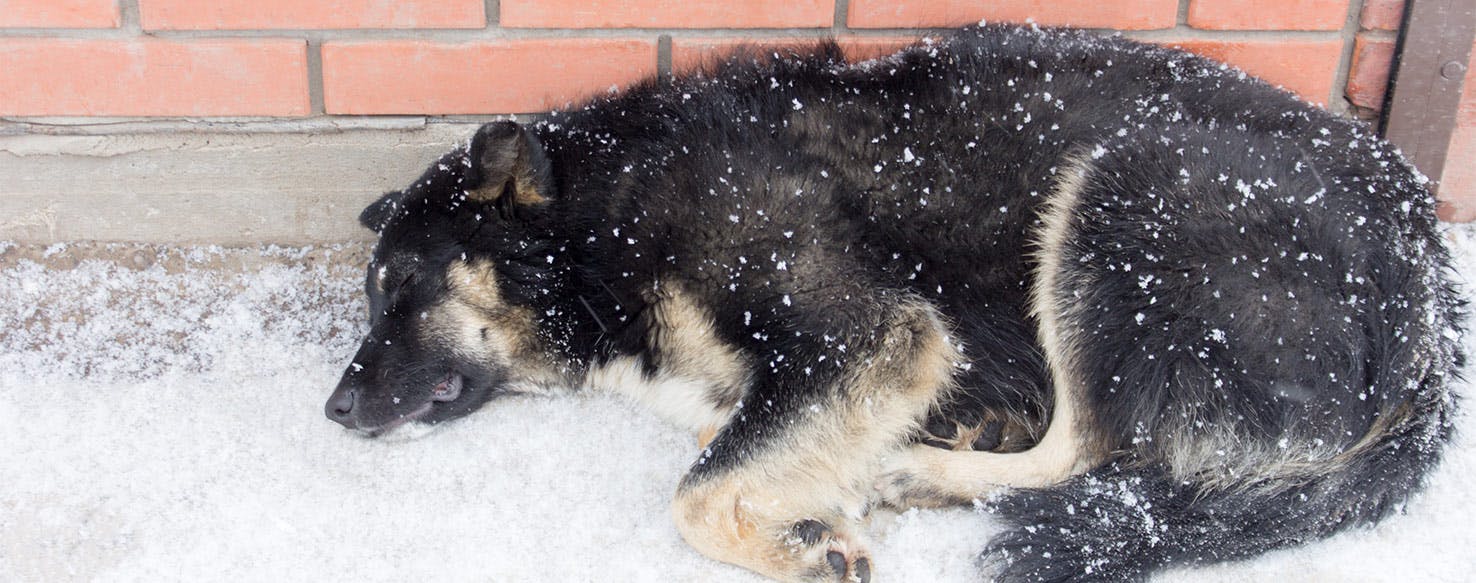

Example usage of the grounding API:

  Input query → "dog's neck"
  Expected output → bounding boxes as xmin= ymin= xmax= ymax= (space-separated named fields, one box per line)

xmin=575 ymin=279 xmax=638 ymax=338
xmin=514 ymin=229 xmax=650 ymax=381
xmin=520 ymin=120 xmax=666 ymax=379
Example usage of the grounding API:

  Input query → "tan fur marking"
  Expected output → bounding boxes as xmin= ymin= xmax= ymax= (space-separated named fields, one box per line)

xmin=672 ymin=302 xmax=957 ymax=581
xmin=514 ymin=181 xmax=548 ymax=205
xmin=446 ymin=261 xmax=502 ymax=308
xmin=698 ymin=425 xmax=719 ymax=449
xmin=674 ymin=479 xmax=804 ymax=581
xmin=644 ymin=285 xmax=752 ymax=407
xmin=435 ymin=260 xmax=566 ymax=393
xmin=584 ymin=284 xmax=751 ymax=432
xmin=470 ymin=176 xmax=547 ymax=206
xmin=467 ymin=139 xmax=548 ymax=207
xmin=1020 ymin=153 xmax=1104 ymax=477
xmin=1166 ymin=402 xmax=1414 ymax=492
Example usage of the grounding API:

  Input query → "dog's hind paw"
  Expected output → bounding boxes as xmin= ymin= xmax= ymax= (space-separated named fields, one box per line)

xmin=874 ymin=445 xmax=994 ymax=510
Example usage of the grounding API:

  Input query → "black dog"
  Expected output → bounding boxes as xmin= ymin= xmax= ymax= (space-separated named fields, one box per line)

xmin=326 ymin=24 xmax=1462 ymax=582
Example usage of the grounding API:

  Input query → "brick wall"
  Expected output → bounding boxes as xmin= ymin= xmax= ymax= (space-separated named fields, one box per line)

xmin=0 ymin=0 xmax=1472 ymax=239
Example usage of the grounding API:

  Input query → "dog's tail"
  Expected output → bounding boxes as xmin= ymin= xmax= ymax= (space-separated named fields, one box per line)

xmin=981 ymin=373 xmax=1456 ymax=583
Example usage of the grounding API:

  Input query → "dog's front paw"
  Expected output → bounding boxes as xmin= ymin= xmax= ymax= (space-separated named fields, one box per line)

xmin=673 ymin=478 xmax=875 ymax=583
xmin=789 ymin=519 xmax=872 ymax=583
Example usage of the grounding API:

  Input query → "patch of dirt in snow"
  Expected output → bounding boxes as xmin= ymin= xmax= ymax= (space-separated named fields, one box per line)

xmin=3 ymin=232 xmax=1475 ymax=582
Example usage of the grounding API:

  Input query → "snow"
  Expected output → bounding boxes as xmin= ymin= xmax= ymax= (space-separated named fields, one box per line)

xmin=4 ymin=233 xmax=1476 ymax=583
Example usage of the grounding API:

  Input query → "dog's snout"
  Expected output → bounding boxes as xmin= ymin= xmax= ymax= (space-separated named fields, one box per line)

xmin=325 ymin=386 xmax=359 ymax=428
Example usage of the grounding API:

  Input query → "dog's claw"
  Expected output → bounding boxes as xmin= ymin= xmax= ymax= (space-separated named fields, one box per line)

xmin=853 ymin=557 xmax=871 ymax=583
xmin=970 ymin=419 xmax=1005 ymax=451
xmin=794 ymin=519 xmax=829 ymax=546
xmin=823 ymin=543 xmax=872 ymax=582
xmin=826 ymin=551 xmax=847 ymax=577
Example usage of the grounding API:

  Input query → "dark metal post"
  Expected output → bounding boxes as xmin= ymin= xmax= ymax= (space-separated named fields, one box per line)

xmin=1380 ymin=0 xmax=1476 ymax=187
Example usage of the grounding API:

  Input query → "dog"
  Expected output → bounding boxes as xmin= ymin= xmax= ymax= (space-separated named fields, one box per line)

xmin=324 ymin=24 xmax=1463 ymax=583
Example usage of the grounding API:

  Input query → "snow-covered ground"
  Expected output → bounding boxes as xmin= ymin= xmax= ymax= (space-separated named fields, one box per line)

xmin=3 ymin=230 xmax=1475 ymax=583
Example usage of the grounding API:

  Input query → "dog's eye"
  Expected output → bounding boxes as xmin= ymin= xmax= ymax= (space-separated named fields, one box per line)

xmin=393 ymin=272 xmax=416 ymax=293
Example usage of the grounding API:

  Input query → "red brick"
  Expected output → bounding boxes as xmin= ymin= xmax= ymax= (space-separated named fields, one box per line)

xmin=671 ymin=37 xmax=917 ymax=74
xmin=841 ymin=37 xmax=927 ymax=62
xmin=1187 ymin=0 xmax=1348 ymax=31
xmin=138 ymin=0 xmax=484 ymax=30
xmin=0 ymin=39 xmax=308 ymax=116
xmin=501 ymin=0 xmax=833 ymax=28
xmin=322 ymin=39 xmax=656 ymax=115
xmin=848 ymin=0 xmax=1177 ymax=30
xmin=0 ymin=0 xmax=119 ymax=28
xmin=1360 ymin=0 xmax=1405 ymax=30
xmin=1346 ymin=35 xmax=1395 ymax=110
xmin=672 ymin=38 xmax=815 ymax=74
xmin=1169 ymin=39 xmax=1344 ymax=103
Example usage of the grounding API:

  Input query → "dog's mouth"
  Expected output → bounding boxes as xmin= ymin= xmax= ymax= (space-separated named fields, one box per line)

xmin=356 ymin=402 xmax=432 ymax=437
xmin=356 ymin=372 xmax=464 ymax=437
xmin=430 ymin=372 xmax=463 ymax=402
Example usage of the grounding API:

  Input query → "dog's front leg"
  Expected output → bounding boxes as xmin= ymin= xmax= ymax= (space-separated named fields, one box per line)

xmin=670 ymin=301 xmax=957 ymax=582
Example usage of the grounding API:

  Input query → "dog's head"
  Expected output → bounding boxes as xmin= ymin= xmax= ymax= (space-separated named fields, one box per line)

xmin=326 ymin=121 xmax=564 ymax=437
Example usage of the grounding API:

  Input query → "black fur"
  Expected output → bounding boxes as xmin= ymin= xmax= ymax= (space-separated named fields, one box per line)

xmin=331 ymin=24 xmax=1462 ymax=582
xmin=972 ymin=120 xmax=1461 ymax=581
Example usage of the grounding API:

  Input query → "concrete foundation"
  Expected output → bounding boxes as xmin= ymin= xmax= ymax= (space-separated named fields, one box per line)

xmin=0 ymin=118 xmax=483 ymax=244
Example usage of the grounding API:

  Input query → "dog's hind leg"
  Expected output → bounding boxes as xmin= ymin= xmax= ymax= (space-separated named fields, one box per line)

xmin=874 ymin=155 xmax=1106 ymax=509
xmin=873 ymin=337 xmax=1099 ymax=509
xmin=671 ymin=299 xmax=957 ymax=583
xmin=873 ymin=402 xmax=1095 ymax=508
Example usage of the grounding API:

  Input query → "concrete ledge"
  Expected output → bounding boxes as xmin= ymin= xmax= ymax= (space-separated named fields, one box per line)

xmin=0 ymin=240 xmax=369 ymax=272
xmin=0 ymin=120 xmax=482 ymax=244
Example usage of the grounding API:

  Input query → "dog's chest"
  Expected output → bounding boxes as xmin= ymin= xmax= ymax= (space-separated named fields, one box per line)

xmin=582 ymin=286 xmax=751 ymax=433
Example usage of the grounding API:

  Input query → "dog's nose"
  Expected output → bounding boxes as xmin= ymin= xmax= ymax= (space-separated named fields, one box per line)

xmin=325 ymin=387 xmax=359 ymax=428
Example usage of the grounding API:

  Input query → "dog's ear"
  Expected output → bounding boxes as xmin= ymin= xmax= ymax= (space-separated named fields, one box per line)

xmin=466 ymin=121 xmax=553 ymax=209
xmin=359 ymin=190 xmax=405 ymax=233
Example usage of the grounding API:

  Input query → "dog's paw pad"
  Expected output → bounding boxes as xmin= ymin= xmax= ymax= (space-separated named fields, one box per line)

xmin=822 ymin=546 xmax=871 ymax=582
xmin=851 ymin=556 xmax=872 ymax=582
xmin=788 ymin=520 xmax=872 ymax=582
xmin=825 ymin=551 xmax=847 ymax=575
